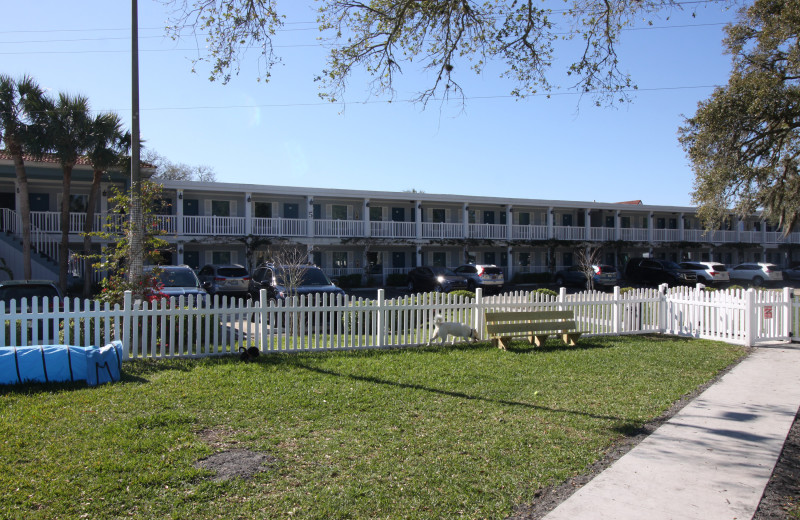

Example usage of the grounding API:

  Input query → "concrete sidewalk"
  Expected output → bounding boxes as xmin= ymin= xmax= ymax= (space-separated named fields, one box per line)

xmin=542 ymin=344 xmax=800 ymax=520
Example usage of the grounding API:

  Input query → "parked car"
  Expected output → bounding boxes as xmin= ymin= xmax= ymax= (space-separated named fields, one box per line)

xmin=452 ymin=264 xmax=504 ymax=293
xmin=782 ymin=264 xmax=800 ymax=282
xmin=145 ymin=265 xmax=209 ymax=304
xmin=0 ymin=280 xmax=64 ymax=340
xmin=554 ymin=265 xmax=618 ymax=289
xmin=197 ymin=264 xmax=250 ymax=298
xmin=624 ymin=258 xmax=698 ymax=287
xmin=406 ymin=266 xmax=468 ymax=293
xmin=678 ymin=262 xmax=730 ymax=285
xmin=248 ymin=264 xmax=345 ymax=302
xmin=728 ymin=263 xmax=783 ymax=287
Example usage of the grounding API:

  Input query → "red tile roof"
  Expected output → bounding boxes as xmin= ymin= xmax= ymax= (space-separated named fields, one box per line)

xmin=616 ymin=200 xmax=643 ymax=205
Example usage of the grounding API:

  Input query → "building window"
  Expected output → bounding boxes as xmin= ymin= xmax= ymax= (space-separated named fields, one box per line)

xmin=432 ymin=252 xmax=447 ymax=267
xmin=518 ymin=252 xmax=530 ymax=266
xmin=332 ymin=205 xmax=347 ymax=220
xmin=518 ymin=212 xmax=530 ymax=226
xmin=212 ymin=251 xmax=232 ymax=264
xmin=432 ymin=209 xmax=446 ymax=223
xmin=370 ymin=206 xmax=382 ymax=221
xmin=69 ymin=194 xmax=88 ymax=213
xmin=668 ymin=218 xmax=678 ymax=230
xmin=468 ymin=210 xmax=476 ymax=224
xmin=332 ymin=252 xmax=347 ymax=268
xmin=254 ymin=202 xmax=272 ymax=218
xmin=621 ymin=216 xmax=631 ymax=228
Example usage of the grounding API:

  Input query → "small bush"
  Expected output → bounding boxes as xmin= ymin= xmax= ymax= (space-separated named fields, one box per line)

xmin=534 ymin=288 xmax=558 ymax=298
xmin=449 ymin=290 xmax=475 ymax=300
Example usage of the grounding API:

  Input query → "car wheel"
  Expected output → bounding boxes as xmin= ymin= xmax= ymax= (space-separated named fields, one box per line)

xmin=434 ymin=285 xmax=444 ymax=293
xmin=467 ymin=281 xmax=476 ymax=291
xmin=407 ymin=280 xmax=415 ymax=292
xmin=751 ymin=276 xmax=764 ymax=287
xmin=555 ymin=276 xmax=565 ymax=287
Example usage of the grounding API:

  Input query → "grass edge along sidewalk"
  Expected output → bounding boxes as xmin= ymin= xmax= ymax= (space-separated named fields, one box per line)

xmin=0 ymin=335 xmax=747 ymax=519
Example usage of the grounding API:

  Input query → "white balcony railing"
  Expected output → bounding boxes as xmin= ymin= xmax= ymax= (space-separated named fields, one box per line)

xmin=652 ymin=229 xmax=682 ymax=242
xmin=469 ymin=223 xmax=507 ymax=240
xmin=183 ymin=216 xmax=245 ymax=236
xmin=619 ymin=228 xmax=649 ymax=242
xmin=589 ymin=227 xmax=615 ymax=241
xmin=370 ymin=221 xmax=415 ymax=239
xmin=422 ymin=222 xmax=463 ymax=239
xmin=553 ymin=226 xmax=585 ymax=240
xmin=512 ymin=225 xmax=548 ymax=240
xmin=314 ymin=219 xmax=364 ymax=237
xmin=251 ymin=217 xmax=306 ymax=236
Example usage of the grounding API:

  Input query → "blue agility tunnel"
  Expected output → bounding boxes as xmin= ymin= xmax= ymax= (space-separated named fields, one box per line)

xmin=0 ymin=341 xmax=123 ymax=386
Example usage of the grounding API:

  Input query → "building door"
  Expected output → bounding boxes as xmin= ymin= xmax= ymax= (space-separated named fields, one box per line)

xmin=183 ymin=251 xmax=200 ymax=270
xmin=392 ymin=207 xmax=405 ymax=222
xmin=284 ymin=203 xmax=299 ymax=219
xmin=183 ymin=199 xmax=199 ymax=216
xmin=392 ymin=252 xmax=405 ymax=269
xmin=483 ymin=211 xmax=495 ymax=224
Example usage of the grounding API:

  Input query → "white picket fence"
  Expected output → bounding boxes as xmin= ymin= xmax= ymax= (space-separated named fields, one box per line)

xmin=1 ymin=286 xmax=796 ymax=359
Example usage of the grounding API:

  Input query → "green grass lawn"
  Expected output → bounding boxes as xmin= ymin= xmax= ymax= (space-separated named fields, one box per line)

xmin=0 ymin=335 xmax=746 ymax=519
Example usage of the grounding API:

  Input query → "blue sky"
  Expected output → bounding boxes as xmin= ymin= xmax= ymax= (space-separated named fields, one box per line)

xmin=3 ymin=1 xmax=744 ymax=206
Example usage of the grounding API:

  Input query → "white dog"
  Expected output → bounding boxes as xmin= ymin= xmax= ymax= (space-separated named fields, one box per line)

xmin=427 ymin=316 xmax=479 ymax=345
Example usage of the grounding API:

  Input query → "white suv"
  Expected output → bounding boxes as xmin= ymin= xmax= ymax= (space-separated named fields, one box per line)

xmin=728 ymin=263 xmax=783 ymax=287
xmin=678 ymin=262 xmax=730 ymax=285
xmin=453 ymin=264 xmax=504 ymax=293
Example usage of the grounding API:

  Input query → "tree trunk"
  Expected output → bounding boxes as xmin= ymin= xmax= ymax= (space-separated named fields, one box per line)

xmin=59 ymin=165 xmax=73 ymax=294
xmin=82 ymin=168 xmax=102 ymax=297
xmin=10 ymin=145 xmax=32 ymax=279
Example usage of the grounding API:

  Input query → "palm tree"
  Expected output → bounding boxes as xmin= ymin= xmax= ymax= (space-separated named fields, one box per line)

xmin=32 ymin=92 xmax=92 ymax=293
xmin=82 ymin=112 xmax=129 ymax=297
xmin=0 ymin=75 xmax=46 ymax=279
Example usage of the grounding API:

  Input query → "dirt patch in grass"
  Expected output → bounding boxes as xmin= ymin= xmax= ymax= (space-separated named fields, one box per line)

xmin=195 ymin=428 xmax=279 ymax=482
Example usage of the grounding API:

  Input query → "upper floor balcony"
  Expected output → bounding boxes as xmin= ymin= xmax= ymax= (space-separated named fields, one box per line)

xmin=21 ymin=211 xmax=800 ymax=246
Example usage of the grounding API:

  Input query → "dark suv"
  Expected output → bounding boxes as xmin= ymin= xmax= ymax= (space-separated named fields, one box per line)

xmin=624 ymin=258 xmax=698 ymax=287
xmin=0 ymin=280 xmax=62 ymax=310
xmin=248 ymin=264 xmax=345 ymax=302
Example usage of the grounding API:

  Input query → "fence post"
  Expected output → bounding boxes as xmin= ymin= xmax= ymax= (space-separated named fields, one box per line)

xmin=558 ymin=287 xmax=566 ymax=311
xmin=259 ymin=288 xmax=268 ymax=352
xmin=121 ymin=291 xmax=132 ymax=360
xmin=658 ymin=283 xmax=668 ymax=334
xmin=474 ymin=287 xmax=483 ymax=339
xmin=612 ymin=286 xmax=621 ymax=334
xmin=376 ymin=289 xmax=385 ymax=347
xmin=744 ymin=289 xmax=756 ymax=347
xmin=783 ymin=286 xmax=792 ymax=341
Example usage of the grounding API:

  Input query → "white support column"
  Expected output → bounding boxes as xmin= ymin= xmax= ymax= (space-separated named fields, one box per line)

xmin=506 ymin=205 xmax=513 ymax=241
xmin=244 ymin=192 xmax=252 ymax=236
xmin=307 ymin=243 xmax=314 ymax=264
xmin=176 ymin=190 xmax=184 ymax=236
xmin=648 ymin=212 xmax=654 ymax=243
xmin=547 ymin=207 xmax=554 ymax=239
xmin=678 ymin=212 xmax=684 ymax=241
xmin=307 ymin=196 xmax=314 ymax=238
xmin=506 ymin=245 xmax=513 ymax=281
xmin=615 ymin=210 xmax=621 ymax=241
xmin=415 ymin=201 xmax=422 ymax=240
xmin=363 ymin=199 xmax=371 ymax=238
xmin=463 ymin=203 xmax=470 ymax=239
xmin=584 ymin=209 xmax=591 ymax=241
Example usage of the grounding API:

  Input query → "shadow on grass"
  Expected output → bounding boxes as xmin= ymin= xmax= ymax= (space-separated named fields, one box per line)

xmin=292 ymin=361 xmax=627 ymax=423
xmin=502 ymin=339 xmax=612 ymax=354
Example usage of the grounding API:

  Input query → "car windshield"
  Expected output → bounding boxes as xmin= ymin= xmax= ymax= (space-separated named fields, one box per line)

xmin=218 ymin=267 xmax=248 ymax=277
xmin=0 ymin=285 xmax=60 ymax=303
xmin=276 ymin=268 xmax=332 ymax=287
xmin=431 ymin=267 xmax=457 ymax=276
xmin=157 ymin=270 xmax=200 ymax=287
xmin=662 ymin=261 xmax=682 ymax=270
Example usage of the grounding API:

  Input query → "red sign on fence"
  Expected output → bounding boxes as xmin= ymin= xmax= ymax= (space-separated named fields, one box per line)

xmin=764 ymin=306 xmax=773 ymax=319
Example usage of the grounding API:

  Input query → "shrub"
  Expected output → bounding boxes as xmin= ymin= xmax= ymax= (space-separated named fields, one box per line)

xmin=449 ymin=290 xmax=475 ymax=300
xmin=534 ymin=288 xmax=558 ymax=298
